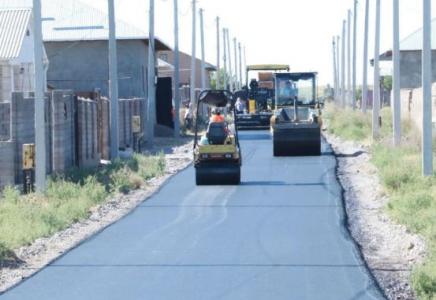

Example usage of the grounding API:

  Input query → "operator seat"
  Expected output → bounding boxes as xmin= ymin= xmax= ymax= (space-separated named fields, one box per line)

xmin=207 ymin=122 xmax=228 ymax=145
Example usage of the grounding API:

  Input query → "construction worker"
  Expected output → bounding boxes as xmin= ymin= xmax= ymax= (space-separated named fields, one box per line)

xmin=210 ymin=108 xmax=226 ymax=123
xmin=210 ymin=108 xmax=230 ymax=134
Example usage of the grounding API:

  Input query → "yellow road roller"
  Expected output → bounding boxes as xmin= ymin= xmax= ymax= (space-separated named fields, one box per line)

xmin=270 ymin=72 xmax=322 ymax=156
xmin=193 ymin=90 xmax=242 ymax=185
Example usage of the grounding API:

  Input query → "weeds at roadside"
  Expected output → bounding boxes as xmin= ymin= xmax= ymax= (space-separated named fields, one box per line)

xmin=327 ymin=102 xmax=436 ymax=299
xmin=0 ymin=152 xmax=166 ymax=266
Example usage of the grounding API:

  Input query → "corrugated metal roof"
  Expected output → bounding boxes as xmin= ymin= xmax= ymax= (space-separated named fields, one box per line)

xmin=0 ymin=0 xmax=171 ymax=50
xmin=157 ymin=58 xmax=174 ymax=70
xmin=0 ymin=8 xmax=31 ymax=59
xmin=400 ymin=17 xmax=436 ymax=51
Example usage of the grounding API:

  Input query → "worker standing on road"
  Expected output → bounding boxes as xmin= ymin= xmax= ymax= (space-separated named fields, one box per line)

xmin=235 ymin=97 xmax=246 ymax=114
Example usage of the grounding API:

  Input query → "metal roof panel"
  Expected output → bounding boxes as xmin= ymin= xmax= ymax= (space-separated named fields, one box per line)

xmin=0 ymin=8 xmax=31 ymax=59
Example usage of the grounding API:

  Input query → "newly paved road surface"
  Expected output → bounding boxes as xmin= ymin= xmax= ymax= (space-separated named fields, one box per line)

xmin=0 ymin=131 xmax=383 ymax=300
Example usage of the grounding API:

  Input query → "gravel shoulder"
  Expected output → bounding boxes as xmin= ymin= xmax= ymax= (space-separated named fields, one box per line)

xmin=324 ymin=132 xmax=428 ymax=300
xmin=0 ymin=137 xmax=194 ymax=294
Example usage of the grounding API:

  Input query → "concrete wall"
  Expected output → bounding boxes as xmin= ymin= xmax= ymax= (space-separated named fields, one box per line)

xmin=0 ymin=141 xmax=14 ymax=189
xmin=45 ymin=40 xmax=149 ymax=98
xmin=400 ymin=50 xmax=436 ymax=89
xmin=76 ymin=98 xmax=100 ymax=168
xmin=51 ymin=90 xmax=75 ymax=173
xmin=0 ymin=102 xmax=10 ymax=140
xmin=400 ymin=83 xmax=436 ymax=131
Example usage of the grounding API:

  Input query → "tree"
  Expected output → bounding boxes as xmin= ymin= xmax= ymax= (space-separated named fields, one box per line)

xmin=210 ymin=69 xmax=232 ymax=90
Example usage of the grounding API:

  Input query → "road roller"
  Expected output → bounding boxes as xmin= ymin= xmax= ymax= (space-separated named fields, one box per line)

xmin=193 ymin=90 xmax=242 ymax=185
xmin=270 ymin=72 xmax=322 ymax=156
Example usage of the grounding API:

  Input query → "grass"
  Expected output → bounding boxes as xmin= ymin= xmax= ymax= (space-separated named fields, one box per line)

xmin=326 ymin=102 xmax=436 ymax=299
xmin=0 ymin=152 xmax=166 ymax=265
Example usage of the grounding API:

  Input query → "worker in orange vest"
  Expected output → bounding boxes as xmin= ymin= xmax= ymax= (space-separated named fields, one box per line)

xmin=210 ymin=108 xmax=230 ymax=134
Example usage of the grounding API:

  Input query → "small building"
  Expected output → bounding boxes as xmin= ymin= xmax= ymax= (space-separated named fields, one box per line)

xmin=0 ymin=8 xmax=49 ymax=102
xmin=373 ymin=17 xmax=436 ymax=89
xmin=158 ymin=50 xmax=216 ymax=89
xmin=0 ymin=0 xmax=172 ymax=98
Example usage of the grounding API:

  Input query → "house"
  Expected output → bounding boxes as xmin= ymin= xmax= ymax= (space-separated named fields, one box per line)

xmin=158 ymin=50 xmax=217 ymax=89
xmin=0 ymin=8 xmax=49 ymax=102
xmin=372 ymin=17 xmax=436 ymax=89
xmin=0 ymin=0 xmax=172 ymax=98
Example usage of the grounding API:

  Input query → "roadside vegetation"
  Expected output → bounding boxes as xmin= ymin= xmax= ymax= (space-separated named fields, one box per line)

xmin=0 ymin=153 xmax=165 ymax=267
xmin=326 ymin=103 xmax=436 ymax=299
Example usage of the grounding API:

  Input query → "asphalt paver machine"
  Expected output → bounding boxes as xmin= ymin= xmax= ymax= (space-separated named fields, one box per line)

xmin=193 ymin=90 xmax=242 ymax=185
xmin=270 ymin=72 xmax=322 ymax=156
xmin=234 ymin=64 xmax=290 ymax=129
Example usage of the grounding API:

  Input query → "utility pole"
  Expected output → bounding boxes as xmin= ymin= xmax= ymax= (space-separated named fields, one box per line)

xmin=173 ymin=0 xmax=180 ymax=137
xmin=347 ymin=9 xmax=351 ymax=107
xmin=147 ymin=0 xmax=156 ymax=148
xmin=341 ymin=20 xmax=346 ymax=109
xmin=223 ymin=28 xmax=227 ymax=90
xmin=238 ymin=42 xmax=243 ymax=90
xmin=422 ymin=0 xmax=433 ymax=176
xmin=373 ymin=0 xmax=381 ymax=139
xmin=233 ymin=38 xmax=238 ymax=90
xmin=108 ymin=0 xmax=119 ymax=159
xmin=216 ymin=17 xmax=220 ymax=89
xmin=336 ymin=36 xmax=340 ymax=104
xmin=33 ymin=0 xmax=46 ymax=190
xmin=199 ymin=8 xmax=206 ymax=90
xmin=226 ymin=29 xmax=233 ymax=92
xmin=243 ymin=46 xmax=247 ymax=86
xmin=332 ymin=37 xmax=338 ymax=104
xmin=352 ymin=0 xmax=358 ymax=110
xmin=362 ymin=0 xmax=370 ymax=114
xmin=108 ymin=0 xmax=119 ymax=158
xmin=190 ymin=0 xmax=197 ymax=113
xmin=393 ymin=0 xmax=401 ymax=146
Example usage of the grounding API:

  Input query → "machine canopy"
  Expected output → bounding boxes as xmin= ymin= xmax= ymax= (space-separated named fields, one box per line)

xmin=198 ymin=90 xmax=234 ymax=108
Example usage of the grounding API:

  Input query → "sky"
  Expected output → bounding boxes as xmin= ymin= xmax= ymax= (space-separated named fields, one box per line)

xmin=79 ymin=0 xmax=436 ymax=86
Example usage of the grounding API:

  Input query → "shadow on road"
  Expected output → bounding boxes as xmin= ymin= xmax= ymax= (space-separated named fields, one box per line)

xmin=241 ymin=181 xmax=325 ymax=186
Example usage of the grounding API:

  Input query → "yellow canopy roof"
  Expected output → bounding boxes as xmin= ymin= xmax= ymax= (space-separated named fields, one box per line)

xmin=246 ymin=64 xmax=290 ymax=71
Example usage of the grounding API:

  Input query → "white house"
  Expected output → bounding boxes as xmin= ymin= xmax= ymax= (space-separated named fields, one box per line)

xmin=0 ymin=8 xmax=49 ymax=102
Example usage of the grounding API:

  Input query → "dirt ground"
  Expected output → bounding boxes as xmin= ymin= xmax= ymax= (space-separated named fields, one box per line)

xmin=325 ymin=133 xmax=428 ymax=300
xmin=0 ymin=133 xmax=428 ymax=299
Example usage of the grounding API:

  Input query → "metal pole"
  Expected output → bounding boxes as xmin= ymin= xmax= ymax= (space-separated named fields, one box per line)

xmin=393 ymin=0 xmax=401 ymax=146
xmin=33 ymin=0 xmax=46 ymax=191
xmin=233 ymin=38 xmax=238 ymax=90
xmin=352 ymin=0 xmax=358 ymax=110
xmin=199 ymin=8 xmax=206 ymax=90
xmin=108 ymin=0 xmax=119 ymax=158
xmin=243 ymin=46 xmax=247 ymax=85
xmin=216 ymin=17 xmax=220 ymax=89
xmin=190 ymin=0 xmax=197 ymax=112
xmin=337 ymin=35 xmax=341 ymax=104
xmin=362 ymin=0 xmax=370 ymax=113
xmin=238 ymin=42 xmax=243 ymax=90
xmin=341 ymin=20 xmax=346 ymax=109
xmin=422 ymin=0 xmax=433 ymax=176
xmin=226 ymin=29 xmax=233 ymax=92
xmin=332 ymin=37 xmax=338 ymax=103
xmin=373 ymin=0 xmax=381 ymax=139
xmin=347 ymin=9 xmax=351 ymax=107
xmin=147 ymin=0 xmax=156 ymax=148
xmin=223 ymin=28 xmax=227 ymax=90
xmin=173 ymin=0 xmax=180 ymax=137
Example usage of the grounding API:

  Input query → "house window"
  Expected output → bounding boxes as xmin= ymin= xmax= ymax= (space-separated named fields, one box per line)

xmin=158 ymin=54 xmax=168 ymax=62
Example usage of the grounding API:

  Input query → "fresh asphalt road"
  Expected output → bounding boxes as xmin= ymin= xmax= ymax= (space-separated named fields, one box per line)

xmin=0 ymin=130 xmax=384 ymax=300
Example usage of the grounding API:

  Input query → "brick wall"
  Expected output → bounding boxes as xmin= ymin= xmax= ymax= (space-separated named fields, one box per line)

xmin=400 ymin=83 xmax=436 ymax=131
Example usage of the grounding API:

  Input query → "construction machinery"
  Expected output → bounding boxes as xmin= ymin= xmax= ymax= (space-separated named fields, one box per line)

xmin=234 ymin=64 xmax=290 ymax=129
xmin=270 ymin=72 xmax=322 ymax=156
xmin=193 ymin=90 xmax=242 ymax=185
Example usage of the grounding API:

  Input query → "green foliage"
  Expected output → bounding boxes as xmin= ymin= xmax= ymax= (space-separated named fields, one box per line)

xmin=0 ymin=152 xmax=167 ymax=264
